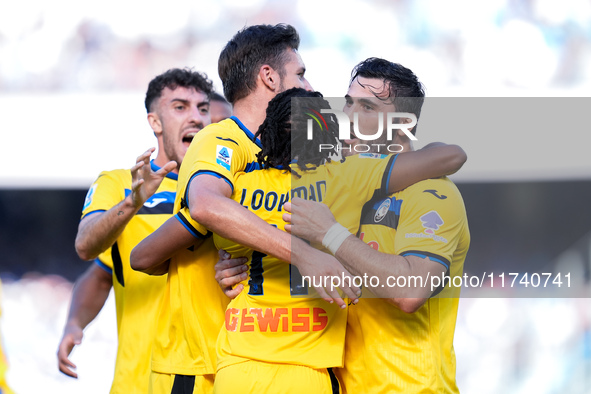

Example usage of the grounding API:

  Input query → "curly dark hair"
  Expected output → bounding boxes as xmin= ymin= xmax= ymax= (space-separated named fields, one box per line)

xmin=351 ymin=57 xmax=425 ymax=135
xmin=254 ymin=88 xmax=339 ymax=173
xmin=144 ymin=68 xmax=213 ymax=113
xmin=218 ymin=24 xmax=300 ymax=104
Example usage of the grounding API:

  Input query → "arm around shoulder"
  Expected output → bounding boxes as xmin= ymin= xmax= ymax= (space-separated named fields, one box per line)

xmin=387 ymin=143 xmax=467 ymax=193
xmin=188 ymin=174 xmax=292 ymax=262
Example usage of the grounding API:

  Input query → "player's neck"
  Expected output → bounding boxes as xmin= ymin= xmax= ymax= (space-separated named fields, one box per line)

xmin=231 ymin=93 xmax=271 ymax=134
xmin=400 ymin=142 xmax=413 ymax=152
xmin=393 ymin=134 xmax=413 ymax=153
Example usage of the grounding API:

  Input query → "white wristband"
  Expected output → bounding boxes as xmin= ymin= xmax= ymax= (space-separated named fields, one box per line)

xmin=321 ymin=223 xmax=352 ymax=255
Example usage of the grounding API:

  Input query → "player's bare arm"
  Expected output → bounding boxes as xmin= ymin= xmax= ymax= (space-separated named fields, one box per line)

xmin=192 ymin=176 xmax=361 ymax=306
xmin=75 ymin=148 xmax=177 ymax=260
xmin=387 ymin=143 xmax=466 ymax=193
xmin=334 ymin=237 xmax=445 ymax=312
xmin=283 ymin=199 xmax=335 ymax=244
xmin=284 ymin=198 xmax=445 ymax=312
xmin=213 ymin=245 xmax=363 ymax=307
xmin=131 ymin=215 xmax=203 ymax=275
xmin=294 ymin=238 xmax=362 ymax=307
xmin=57 ymin=264 xmax=112 ymax=378
xmin=188 ymin=174 xmax=292 ymax=262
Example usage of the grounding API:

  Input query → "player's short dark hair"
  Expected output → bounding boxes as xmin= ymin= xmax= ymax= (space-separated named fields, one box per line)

xmin=255 ymin=87 xmax=338 ymax=173
xmin=144 ymin=68 xmax=214 ymax=113
xmin=210 ymin=92 xmax=230 ymax=104
xmin=218 ymin=24 xmax=300 ymax=104
xmin=351 ymin=57 xmax=425 ymax=135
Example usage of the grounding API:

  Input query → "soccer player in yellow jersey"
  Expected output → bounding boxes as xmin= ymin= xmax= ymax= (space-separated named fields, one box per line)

xmin=133 ymin=87 xmax=466 ymax=393
xmin=218 ymin=58 xmax=468 ymax=392
xmin=285 ymin=58 xmax=469 ymax=393
xmin=180 ymin=24 xmax=360 ymax=306
xmin=130 ymin=24 xmax=352 ymax=394
xmin=57 ymin=68 xmax=214 ymax=394
xmin=215 ymin=91 xmax=464 ymax=394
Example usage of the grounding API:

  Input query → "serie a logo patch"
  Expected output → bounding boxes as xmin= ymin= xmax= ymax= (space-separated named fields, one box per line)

xmin=83 ymin=183 xmax=98 ymax=210
xmin=216 ymin=145 xmax=233 ymax=171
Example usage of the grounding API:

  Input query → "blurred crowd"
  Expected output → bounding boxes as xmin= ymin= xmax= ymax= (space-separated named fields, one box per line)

xmin=1 ymin=0 xmax=590 ymax=93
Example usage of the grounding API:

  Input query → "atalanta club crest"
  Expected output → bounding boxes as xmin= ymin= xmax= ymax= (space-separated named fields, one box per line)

xmin=374 ymin=198 xmax=391 ymax=223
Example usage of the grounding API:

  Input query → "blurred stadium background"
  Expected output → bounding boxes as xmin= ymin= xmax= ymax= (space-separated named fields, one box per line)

xmin=0 ymin=0 xmax=590 ymax=392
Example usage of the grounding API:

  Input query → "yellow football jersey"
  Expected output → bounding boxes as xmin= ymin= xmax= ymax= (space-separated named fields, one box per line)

xmin=215 ymin=359 xmax=334 ymax=394
xmin=335 ymin=177 xmax=470 ymax=394
xmin=150 ymin=236 xmax=227 ymax=376
xmin=81 ymin=162 xmax=175 ymax=394
xmin=214 ymin=168 xmax=348 ymax=370
xmin=213 ymin=153 xmax=397 ymax=371
xmin=177 ymin=116 xmax=263 ymax=198
xmin=152 ymin=118 xmax=398 ymax=376
xmin=292 ymin=153 xmax=396 ymax=236
xmin=151 ymin=116 xmax=258 ymax=376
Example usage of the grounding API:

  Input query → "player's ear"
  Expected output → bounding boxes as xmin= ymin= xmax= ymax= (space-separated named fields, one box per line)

xmin=148 ymin=112 xmax=163 ymax=136
xmin=259 ymin=64 xmax=280 ymax=92
xmin=395 ymin=116 xmax=416 ymax=137
xmin=395 ymin=128 xmax=414 ymax=139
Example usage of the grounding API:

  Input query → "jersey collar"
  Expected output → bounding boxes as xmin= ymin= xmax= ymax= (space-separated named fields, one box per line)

xmin=150 ymin=160 xmax=178 ymax=181
xmin=230 ymin=116 xmax=262 ymax=148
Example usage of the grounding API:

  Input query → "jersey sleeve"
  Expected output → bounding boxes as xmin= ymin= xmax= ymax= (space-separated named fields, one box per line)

xmin=94 ymin=247 xmax=114 ymax=274
xmin=347 ymin=153 xmax=396 ymax=203
xmin=394 ymin=180 xmax=468 ymax=270
xmin=81 ymin=170 xmax=126 ymax=219
xmin=175 ymin=207 xmax=212 ymax=240
xmin=181 ymin=124 xmax=252 ymax=193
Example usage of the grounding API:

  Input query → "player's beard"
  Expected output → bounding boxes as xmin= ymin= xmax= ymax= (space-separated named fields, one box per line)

xmin=277 ymin=69 xmax=288 ymax=94
xmin=162 ymin=131 xmax=184 ymax=169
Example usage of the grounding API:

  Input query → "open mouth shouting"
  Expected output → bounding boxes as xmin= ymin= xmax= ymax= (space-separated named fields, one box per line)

xmin=182 ymin=130 xmax=199 ymax=148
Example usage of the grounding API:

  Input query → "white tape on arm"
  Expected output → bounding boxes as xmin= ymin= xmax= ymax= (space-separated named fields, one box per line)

xmin=321 ymin=223 xmax=352 ymax=255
